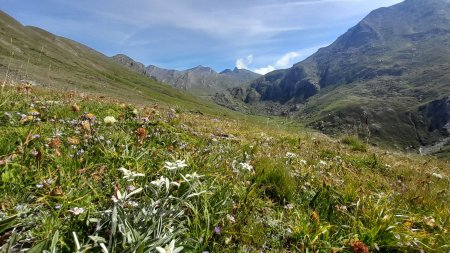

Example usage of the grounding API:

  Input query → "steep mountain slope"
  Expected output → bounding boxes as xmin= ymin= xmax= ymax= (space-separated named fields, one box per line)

xmin=240 ymin=0 xmax=450 ymax=150
xmin=110 ymin=54 xmax=147 ymax=75
xmin=0 ymin=11 xmax=222 ymax=113
xmin=111 ymin=55 xmax=260 ymax=96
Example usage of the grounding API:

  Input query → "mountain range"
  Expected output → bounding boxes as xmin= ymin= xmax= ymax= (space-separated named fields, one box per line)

xmin=231 ymin=0 xmax=450 ymax=152
xmin=111 ymin=54 xmax=260 ymax=96
xmin=1 ymin=0 xmax=450 ymax=153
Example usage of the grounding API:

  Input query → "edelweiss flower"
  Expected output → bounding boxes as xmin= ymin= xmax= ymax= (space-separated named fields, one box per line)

xmin=239 ymin=162 xmax=253 ymax=172
xmin=103 ymin=116 xmax=117 ymax=125
xmin=69 ymin=207 xmax=85 ymax=215
xmin=432 ymin=173 xmax=444 ymax=179
xmin=151 ymin=176 xmax=170 ymax=188
xmin=182 ymin=172 xmax=203 ymax=182
xmin=318 ymin=160 xmax=327 ymax=166
xmin=155 ymin=239 xmax=183 ymax=253
xmin=164 ymin=160 xmax=188 ymax=170
xmin=118 ymin=167 xmax=145 ymax=181
xmin=151 ymin=176 xmax=180 ymax=190
xmin=285 ymin=152 xmax=297 ymax=159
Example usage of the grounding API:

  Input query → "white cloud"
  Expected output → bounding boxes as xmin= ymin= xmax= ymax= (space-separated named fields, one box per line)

xmin=254 ymin=65 xmax=276 ymax=75
xmin=275 ymin=52 xmax=300 ymax=69
xmin=236 ymin=54 xmax=253 ymax=69
xmin=248 ymin=45 xmax=327 ymax=75
xmin=252 ymin=51 xmax=299 ymax=74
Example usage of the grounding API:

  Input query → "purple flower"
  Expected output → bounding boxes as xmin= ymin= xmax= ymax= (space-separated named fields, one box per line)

xmin=214 ymin=226 xmax=221 ymax=235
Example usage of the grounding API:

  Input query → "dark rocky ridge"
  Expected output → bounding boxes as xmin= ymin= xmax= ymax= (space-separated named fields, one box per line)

xmin=245 ymin=0 xmax=450 ymax=104
xmin=236 ymin=0 xmax=450 ymax=151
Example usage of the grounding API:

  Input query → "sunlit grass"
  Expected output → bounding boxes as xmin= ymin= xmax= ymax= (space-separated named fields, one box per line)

xmin=0 ymin=86 xmax=449 ymax=252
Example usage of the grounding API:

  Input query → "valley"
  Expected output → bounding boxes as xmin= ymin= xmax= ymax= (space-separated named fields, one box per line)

xmin=0 ymin=0 xmax=449 ymax=252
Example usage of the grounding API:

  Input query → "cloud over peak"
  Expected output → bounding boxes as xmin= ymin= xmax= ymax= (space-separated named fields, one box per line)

xmin=239 ymin=45 xmax=325 ymax=75
xmin=236 ymin=55 xmax=254 ymax=69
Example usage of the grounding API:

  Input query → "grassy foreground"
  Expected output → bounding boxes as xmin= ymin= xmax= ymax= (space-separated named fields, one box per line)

xmin=0 ymin=86 xmax=449 ymax=252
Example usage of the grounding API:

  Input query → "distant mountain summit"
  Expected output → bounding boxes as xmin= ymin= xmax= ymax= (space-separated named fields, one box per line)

xmin=111 ymin=55 xmax=260 ymax=96
xmin=220 ymin=67 xmax=263 ymax=84
xmin=245 ymin=0 xmax=450 ymax=104
xmin=238 ymin=0 xmax=450 ymax=150
xmin=111 ymin=54 xmax=147 ymax=75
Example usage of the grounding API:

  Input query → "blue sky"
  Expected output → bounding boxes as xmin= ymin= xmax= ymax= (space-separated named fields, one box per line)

xmin=2 ymin=0 xmax=403 ymax=74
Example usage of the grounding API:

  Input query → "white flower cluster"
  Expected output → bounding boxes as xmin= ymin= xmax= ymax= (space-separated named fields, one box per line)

xmin=285 ymin=152 xmax=297 ymax=159
xmin=119 ymin=167 xmax=145 ymax=181
xmin=164 ymin=160 xmax=188 ymax=170
xmin=151 ymin=175 xmax=181 ymax=192
xmin=103 ymin=116 xmax=117 ymax=125
xmin=232 ymin=160 xmax=253 ymax=173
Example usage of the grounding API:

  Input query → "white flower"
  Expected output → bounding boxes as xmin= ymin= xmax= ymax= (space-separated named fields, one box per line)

xmin=126 ymin=200 xmax=139 ymax=207
xmin=285 ymin=152 xmax=297 ymax=159
xmin=432 ymin=173 xmax=444 ymax=179
xmin=318 ymin=160 xmax=327 ymax=166
xmin=113 ymin=187 xmax=142 ymax=203
xmin=151 ymin=176 xmax=180 ymax=191
xmin=69 ymin=207 xmax=85 ymax=215
xmin=103 ymin=116 xmax=117 ymax=125
xmin=232 ymin=160 xmax=253 ymax=173
xmin=118 ymin=167 xmax=144 ymax=181
xmin=156 ymin=239 xmax=183 ymax=253
xmin=182 ymin=172 xmax=203 ymax=182
xmin=239 ymin=162 xmax=253 ymax=172
xmin=164 ymin=160 xmax=188 ymax=170
xmin=151 ymin=176 xmax=170 ymax=188
xmin=284 ymin=204 xmax=295 ymax=210
xmin=226 ymin=214 xmax=236 ymax=223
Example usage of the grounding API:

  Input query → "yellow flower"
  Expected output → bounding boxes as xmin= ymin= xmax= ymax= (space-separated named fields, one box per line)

xmin=311 ymin=210 xmax=319 ymax=223
xmin=404 ymin=220 xmax=413 ymax=228
xmin=83 ymin=113 xmax=96 ymax=121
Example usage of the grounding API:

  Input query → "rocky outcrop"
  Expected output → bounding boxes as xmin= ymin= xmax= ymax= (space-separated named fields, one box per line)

xmin=111 ymin=56 xmax=260 ymax=96
xmin=244 ymin=0 xmax=450 ymax=104
xmin=419 ymin=96 xmax=450 ymax=135
xmin=111 ymin=54 xmax=147 ymax=75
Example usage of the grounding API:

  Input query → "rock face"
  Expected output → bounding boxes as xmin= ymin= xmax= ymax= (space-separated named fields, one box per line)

xmin=220 ymin=67 xmax=262 ymax=84
xmin=110 ymin=54 xmax=147 ymax=75
xmin=233 ymin=0 xmax=450 ymax=150
xmin=111 ymin=56 xmax=260 ymax=96
xmin=418 ymin=97 xmax=450 ymax=135
xmin=245 ymin=0 xmax=450 ymax=104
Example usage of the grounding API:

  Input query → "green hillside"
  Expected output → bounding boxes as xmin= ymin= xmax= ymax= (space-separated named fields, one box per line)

xmin=0 ymin=11 xmax=226 ymax=115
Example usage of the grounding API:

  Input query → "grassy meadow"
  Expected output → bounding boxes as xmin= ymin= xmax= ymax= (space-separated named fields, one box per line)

xmin=0 ymin=85 xmax=449 ymax=252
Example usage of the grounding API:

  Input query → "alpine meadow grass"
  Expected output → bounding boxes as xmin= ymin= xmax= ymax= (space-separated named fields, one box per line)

xmin=0 ymin=86 xmax=449 ymax=252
